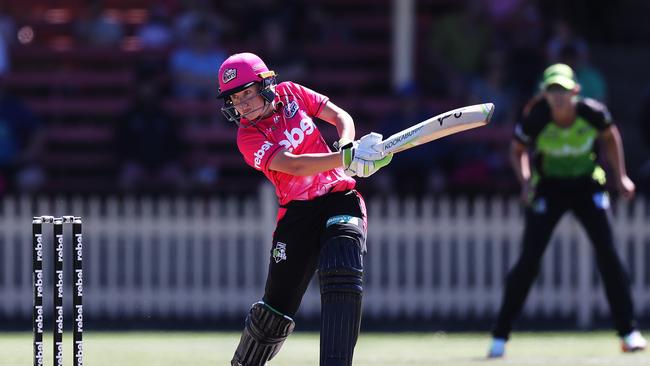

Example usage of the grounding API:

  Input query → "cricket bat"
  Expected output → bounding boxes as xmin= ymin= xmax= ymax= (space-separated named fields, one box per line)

xmin=373 ymin=103 xmax=495 ymax=154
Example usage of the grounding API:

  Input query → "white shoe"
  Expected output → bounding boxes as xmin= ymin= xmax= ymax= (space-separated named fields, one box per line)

xmin=622 ymin=330 xmax=647 ymax=353
xmin=487 ymin=337 xmax=506 ymax=358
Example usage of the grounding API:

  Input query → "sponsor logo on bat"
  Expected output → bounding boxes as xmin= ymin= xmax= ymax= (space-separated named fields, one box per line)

xmin=437 ymin=111 xmax=463 ymax=125
xmin=383 ymin=126 xmax=423 ymax=151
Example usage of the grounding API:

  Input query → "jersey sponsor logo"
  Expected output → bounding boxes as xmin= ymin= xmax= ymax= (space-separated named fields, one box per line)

xmin=278 ymin=118 xmax=315 ymax=152
xmin=272 ymin=242 xmax=287 ymax=263
xmin=284 ymin=100 xmax=299 ymax=118
xmin=544 ymin=138 xmax=594 ymax=157
xmin=253 ymin=141 xmax=274 ymax=168
xmin=222 ymin=68 xmax=237 ymax=84
xmin=326 ymin=215 xmax=361 ymax=228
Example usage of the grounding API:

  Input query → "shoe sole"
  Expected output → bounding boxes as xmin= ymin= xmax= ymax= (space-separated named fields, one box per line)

xmin=622 ymin=345 xmax=646 ymax=353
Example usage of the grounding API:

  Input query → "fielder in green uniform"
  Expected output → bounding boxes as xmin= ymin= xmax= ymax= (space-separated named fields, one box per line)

xmin=487 ymin=63 xmax=646 ymax=358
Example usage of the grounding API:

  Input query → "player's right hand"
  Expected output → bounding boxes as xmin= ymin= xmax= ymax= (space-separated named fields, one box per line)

xmin=349 ymin=154 xmax=393 ymax=178
xmin=338 ymin=138 xmax=358 ymax=176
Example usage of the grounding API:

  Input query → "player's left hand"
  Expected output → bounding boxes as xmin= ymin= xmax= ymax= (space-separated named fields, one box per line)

xmin=354 ymin=132 xmax=385 ymax=161
xmin=618 ymin=175 xmax=635 ymax=200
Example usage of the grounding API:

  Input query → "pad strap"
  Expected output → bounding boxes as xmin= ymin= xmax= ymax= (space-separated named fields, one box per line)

xmin=231 ymin=302 xmax=295 ymax=366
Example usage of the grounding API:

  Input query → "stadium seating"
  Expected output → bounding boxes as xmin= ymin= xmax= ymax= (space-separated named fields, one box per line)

xmin=3 ymin=0 xmax=467 ymax=193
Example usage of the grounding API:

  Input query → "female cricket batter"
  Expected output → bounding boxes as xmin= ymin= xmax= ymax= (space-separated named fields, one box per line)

xmin=217 ymin=52 xmax=392 ymax=366
xmin=488 ymin=63 xmax=646 ymax=358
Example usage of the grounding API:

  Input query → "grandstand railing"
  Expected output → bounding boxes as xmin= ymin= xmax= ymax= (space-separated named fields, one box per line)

xmin=1 ymin=185 xmax=648 ymax=328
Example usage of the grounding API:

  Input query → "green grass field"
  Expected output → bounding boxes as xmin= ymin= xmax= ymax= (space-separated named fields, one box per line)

xmin=1 ymin=331 xmax=648 ymax=365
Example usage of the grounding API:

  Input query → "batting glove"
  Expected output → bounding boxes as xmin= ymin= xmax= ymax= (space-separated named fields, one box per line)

xmin=337 ymin=138 xmax=358 ymax=176
xmin=349 ymin=154 xmax=393 ymax=178
xmin=355 ymin=132 xmax=386 ymax=161
xmin=338 ymin=134 xmax=392 ymax=177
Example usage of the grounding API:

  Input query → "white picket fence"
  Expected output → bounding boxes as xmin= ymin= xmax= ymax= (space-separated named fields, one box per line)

xmin=1 ymin=184 xmax=648 ymax=328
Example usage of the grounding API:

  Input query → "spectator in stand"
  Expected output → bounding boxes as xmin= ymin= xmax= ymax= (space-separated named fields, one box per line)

xmin=116 ymin=74 xmax=187 ymax=192
xmin=427 ymin=0 xmax=493 ymax=98
xmin=546 ymin=19 xmax=588 ymax=65
xmin=256 ymin=19 xmax=306 ymax=83
xmin=374 ymin=83 xmax=452 ymax=195
xmin=303 ymin=3 xmax=352 ymax=44
xmin=0 ymin=76 xmax=45 ymax=193
xmin=468 ymin=50 xmax=515 ymax=124
xmin=638 ymin=86 xmax=650 ymax=191
xmin=237 ymin=0 xmax=306 ymax=41
xmin=643 ymin=88 xmax=650 ymax=146
xmin=75 ymin=0 xmax=124 ymax=47
xmin=466 ymin=50 xmax=516 ymax=191
xmin=0 ymin=29 xmax=8 ymax=76
xmin=137 ymin=5 xmax=173 ymax=49
xmin=0 ymin=4 xmax=13 ymax=40
xmin=500 ymin=0 xmax=545 ymax=112
xmin=558 ymin=44 xmax=607 ymax=101
xmin=0 ymin=3 xmax=15 ymax=75
xmin=174 ymin=0 xmax=226 ymax=44
xmin=170 ymin=20 xmax=226 ymax=99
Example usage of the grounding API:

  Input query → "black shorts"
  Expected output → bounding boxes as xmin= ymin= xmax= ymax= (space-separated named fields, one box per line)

xmin=262 ymin=190 xmax=367 ymax=317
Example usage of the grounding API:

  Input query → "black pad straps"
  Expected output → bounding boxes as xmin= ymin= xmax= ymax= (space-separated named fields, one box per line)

xmin=318 ymin=236 xmax=364 ymax=366
xmin=231 ymin=302 xmax=295 ymax=366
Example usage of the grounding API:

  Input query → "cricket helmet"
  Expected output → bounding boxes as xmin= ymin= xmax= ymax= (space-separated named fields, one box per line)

xmin=217 ymin=53 xmax=277 ymax=124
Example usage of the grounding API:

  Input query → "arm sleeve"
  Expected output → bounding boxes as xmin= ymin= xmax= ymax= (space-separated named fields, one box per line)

xmin=237 ymin=130 xmax=283 ymax=173
xmin=288 ymin=82 xmax=329 ymax=117
xmin=581 ymin=98 xmax=613 ymax=131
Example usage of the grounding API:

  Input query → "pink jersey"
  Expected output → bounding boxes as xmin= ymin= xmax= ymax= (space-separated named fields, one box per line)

xmin=237 ymin=81 xmax=356 ymax=205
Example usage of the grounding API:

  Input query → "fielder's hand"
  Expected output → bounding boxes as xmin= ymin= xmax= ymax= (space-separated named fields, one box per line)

xmin=618 ymin=175 xmax=635 ymax=200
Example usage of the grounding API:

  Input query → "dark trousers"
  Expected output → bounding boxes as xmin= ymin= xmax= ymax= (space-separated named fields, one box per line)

xmin=262 ymin=190 xmax=367 ymax=317
xmin=492 ymin=189 xmax=636 ymax=339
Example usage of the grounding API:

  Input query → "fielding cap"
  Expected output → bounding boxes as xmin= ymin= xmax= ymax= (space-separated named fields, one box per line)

xmin=540 ymin=63 xmax=576 ymax=91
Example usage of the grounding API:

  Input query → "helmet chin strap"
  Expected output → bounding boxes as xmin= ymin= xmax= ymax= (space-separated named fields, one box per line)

xmin=240 ymin=100 xmax=274 ymax=128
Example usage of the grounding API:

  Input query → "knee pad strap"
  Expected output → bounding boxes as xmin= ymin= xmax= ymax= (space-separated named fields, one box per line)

xmin=319 ymin=236 xmax=363 ymax=295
